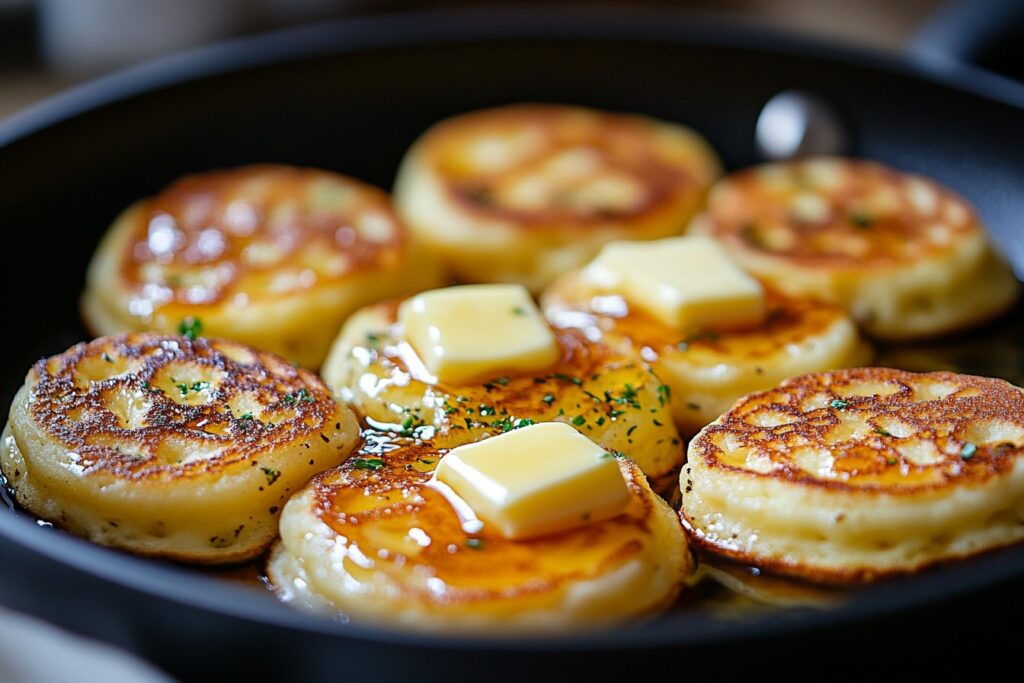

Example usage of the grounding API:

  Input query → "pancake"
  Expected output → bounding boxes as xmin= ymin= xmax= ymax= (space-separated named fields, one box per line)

xmin=680 ymin=367 xmax=1024 ymax=582
xmin=267 ymin=431 xmax=690 ymax=633
xmin=1 ymin=333 xmax=359 ymax=563
xmin=82 ymin=165 xmax=444 ymax=368
xmin=320 ymin=300 xmax=684 ymax=491
xmin=543 ymin=273 xmax=872 ymax=435
xmin=690 ymin=157 xmax=1019 ymax=340
xmin=393 ymin=104 xmax=721 ymax=292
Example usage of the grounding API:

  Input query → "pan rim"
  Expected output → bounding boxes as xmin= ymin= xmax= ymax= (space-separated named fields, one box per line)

xmin=2 ymin=4 xmax=1023 ymax=652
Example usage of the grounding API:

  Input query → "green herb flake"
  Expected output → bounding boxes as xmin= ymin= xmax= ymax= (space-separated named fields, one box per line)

xmin=830 ymin=399 xmax=850 ymax=410
xmin=554 ymin=373 xmax=582 ymax=386
xmin=260 ymin=467 xmax=281 ymax=486
xmin=352 ymin=458 xmax=384 ymax=471
xmin=465 ymin=538 xmax=484 ymax=550
xmin=178 ymin=317 xmax=203 ymax=340
xmin=849 ymin=211 xmax=874 ymax=229
xmin=960 ymin=443 xmax=977 ymax=460
xmin=102 ymin=353 xmax=114 ymax=364
xmin=657 ymin=384 xmax=671 ymax=407
xmin=511 ymin=307 xmax=526 ymax=316
xmin=542 ymin=393 xmax=555 ymax=405
xmin=572 ymin=415 xmax=586 ymax=427
xmin=874 ymin=427 xmax=893 ymax=437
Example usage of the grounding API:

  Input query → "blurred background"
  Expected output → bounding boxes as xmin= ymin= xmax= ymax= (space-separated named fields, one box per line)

xmin=2 ymin=0 xmax=1003 ymax=122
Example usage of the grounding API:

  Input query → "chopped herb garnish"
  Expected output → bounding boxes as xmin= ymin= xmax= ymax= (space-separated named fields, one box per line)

xmin=830 ymin=399 xmax=850 ymax=410
xmin=849 ymin=211 xmax=874 ymax=229
xmin=493 ymin=377 xmax=509 ymax=386
xmin=874 ymin=427 xmax=892 ymax=437
xmin=542 ymin=393 xmax=555 ymax=405
xmin=238 ymin=412 xmax=254 ymax=422
xmin=653 ymin=419 xmax=663 ymax=427
xmin=886 ymin=457 xmax=898 ymax=465
xmin=176 ymin=380 xmax=210 ymax=397
xmin=418 ymin=458 xmax=435 ymax=465
xmin=102 ymin=353 xmax=114 ymax=363
xmin=554 ymin=373 xmax=582 ymax=386
xmin=351 ymin=458 xmax=384 ymax=471
xmin=512 ymin=307 xmax=526 ymax=316
xmin=627 ymin=425 xmax=638 ymax=436
xmin=365 ymin=332 xmax=383 ymax=346
xmin=283 ymin=388 xmax=315 ymax=406
xmin=572 ymin=415 xmax=586 ymax=426
xmin=960 ymin=443 xmax=977 ymax=460
xmin=686 ymin=402 xmax=701 ymax=411
xmin=178 ymin=317 xmax=203 ymax=340
xmin=260 ymin=467 xmax=281 ymax=486
xmin=465 ymin=538 xmax=484 ymax=550
xmin=657 ymin=384 xmax=671 ymax=407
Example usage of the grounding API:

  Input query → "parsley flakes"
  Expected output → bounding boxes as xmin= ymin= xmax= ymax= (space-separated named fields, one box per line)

xmin=178 ymin=317 xmax=203 ymax=340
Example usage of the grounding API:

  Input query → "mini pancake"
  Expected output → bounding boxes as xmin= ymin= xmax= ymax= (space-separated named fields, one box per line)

xmin=393 ymin=104 xmax=722 ymax=292
xmin=680 ymin=367 xmax=1024 ymax=583
xmin=542 ymin=273 xmax=872 ymax=435
xmin=82 ymin=165 xmax=444 ymax=368
xmin=690 ymin=157 xmax=1019 ymax=340
xmin=267 ymin=431 xmax=690 ymax=633
xmin=320 ymin=300 xmax=683 ymax=492
xmin=1 ymin=333 xmax=359 ymax=563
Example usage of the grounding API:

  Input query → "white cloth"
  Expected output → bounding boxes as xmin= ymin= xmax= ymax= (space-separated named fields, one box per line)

xmin=0 ymin=606 xmax=174 ymax=683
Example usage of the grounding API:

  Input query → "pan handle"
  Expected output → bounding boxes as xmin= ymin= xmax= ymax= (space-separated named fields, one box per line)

xmin=909 ymin=0 xmax=1024 ymax=85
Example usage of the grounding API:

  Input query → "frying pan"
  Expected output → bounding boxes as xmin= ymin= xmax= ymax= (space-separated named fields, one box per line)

xmin=1 ymin=7 xmax=1023 ymax=681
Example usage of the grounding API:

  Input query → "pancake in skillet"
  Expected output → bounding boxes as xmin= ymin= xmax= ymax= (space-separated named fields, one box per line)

xmin=320 ymin=297 xmax=683 ymax=491
xmin=691 ymin=158 xmax=1019 ymax=340
xmin=82 ymin=165 xmax=444 ymax=368
xmin=393 ymin=104 xmax=721 ymax=292
xmin=680 ymin=367 xmax=1024 ymax=582
xmin=267 ymin=430 xmax=690 ymax=633
xmin=543 ymin=267 xmax=871 ymax=436
xmin=1 ymin=333 xmax=359 ymax=563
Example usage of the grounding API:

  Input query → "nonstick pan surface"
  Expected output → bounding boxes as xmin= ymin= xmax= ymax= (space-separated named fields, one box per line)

xmin=1 ymin=7 xmax=1023 ymax=681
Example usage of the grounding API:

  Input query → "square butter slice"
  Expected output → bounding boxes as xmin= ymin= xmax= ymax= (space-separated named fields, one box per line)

xmin=434 ymin=422 xmax=630 ymax=540
xmin=582 ymin=236 xmax=765 ymax=331
xmin=398 ymin=284 xmax=560 ymax=385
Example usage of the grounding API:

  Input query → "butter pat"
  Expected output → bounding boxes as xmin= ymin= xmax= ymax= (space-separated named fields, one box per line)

xmin=583 ymin=236 xmax=765 ymax=331
xmin=398 ymin=284 xmax=560 ymax=384
xmin=434 ymin=422 xmax=630 ymax=540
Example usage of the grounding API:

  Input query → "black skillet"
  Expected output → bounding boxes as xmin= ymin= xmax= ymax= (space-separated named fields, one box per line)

xmin=1 ymin=7 xmax=1023 ymax=681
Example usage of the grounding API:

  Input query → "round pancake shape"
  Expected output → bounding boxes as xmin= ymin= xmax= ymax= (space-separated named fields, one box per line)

xmin=1 ymin=333 xmax=360 ymax=563
xmin=321 ymin=300 xmax=683 ymax=491
xmin=542 ymin=273 xmax=872 ymax=436
xmin=393 ymin=104 xmax=722 ymax=292
xmin=680 ymin=367 xmax=1024 ymax=583
xmin=267 ymin=432 xmax=690 ymax=633
xmin=690 ymin=157 xmax=1020 ymax=340
xmin=82 ymin=165 xmax=444 ymax=368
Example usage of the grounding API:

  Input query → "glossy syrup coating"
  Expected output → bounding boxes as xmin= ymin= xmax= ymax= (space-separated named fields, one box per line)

xmin=1 ymin=333 xmax=360 ymax=563
xmin=542 ymin=273 xmax=871 ymax=435
xmin=681 ymin=367 xmax=1024 ymax=582
xmin=82 ymin=165 xmax=444 ymax=367
xmin=321 ymin=300 xmax=684 ymax=492
xmin=267 ymin=430 xmax=690 ymax=632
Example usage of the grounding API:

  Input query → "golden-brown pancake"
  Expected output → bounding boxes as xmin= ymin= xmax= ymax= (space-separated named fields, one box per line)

xmin=691 ymin=157 xmax=1019 ymax=339
xmin=267 ymin=431 xmax=690 ymax=632
xmin=1 ymin=333 xmax=359 ymax=563
xmin=542 ymin=273 xmax=872 ymax=435
xmin=320 ymin=300 xmax=684 ymax=491
xmin=393 ymin=104 xmax=721 ymax=292
xmin=680 ymin=367 xmax=1024 ymax=582
xmin=82 ymin=165 xmax=444 ymax=368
